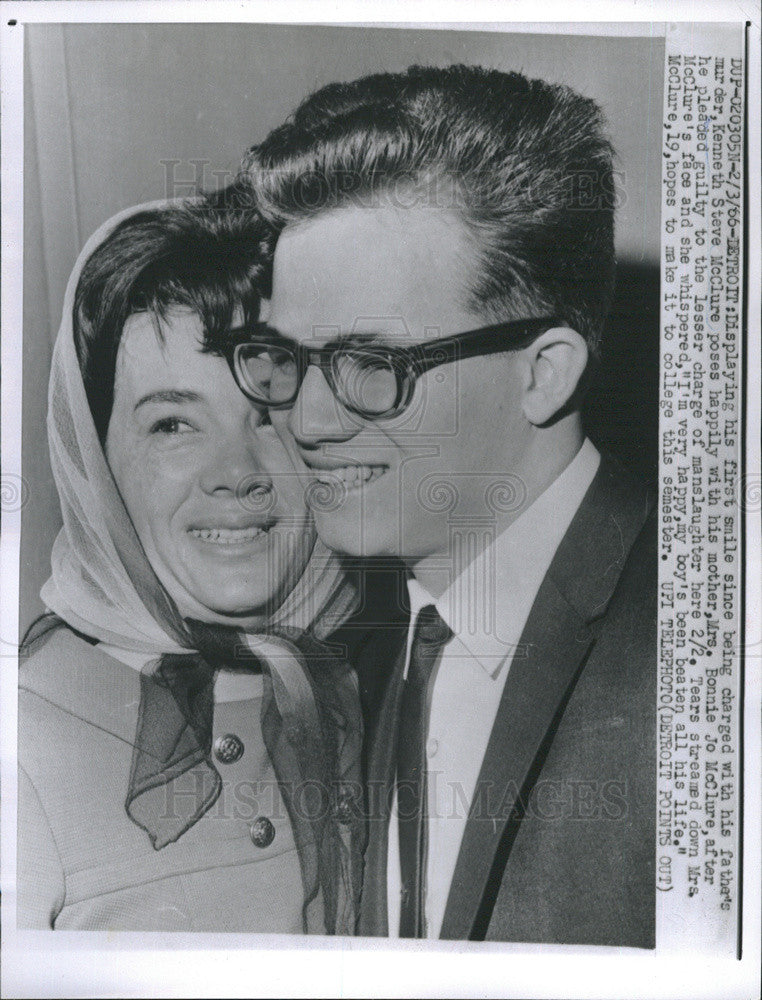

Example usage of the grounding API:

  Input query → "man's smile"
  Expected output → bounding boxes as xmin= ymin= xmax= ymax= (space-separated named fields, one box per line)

xmin=310 ymin=463 xmax=388 ymax=491
xmin=296 ymin=448 xmax=390 ymax=494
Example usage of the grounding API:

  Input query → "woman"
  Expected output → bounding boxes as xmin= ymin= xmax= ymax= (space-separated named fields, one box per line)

xmin=17 ymin=190 xmax=363 ymax=933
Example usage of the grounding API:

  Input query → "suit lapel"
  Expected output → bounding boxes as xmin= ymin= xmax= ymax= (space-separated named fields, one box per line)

xmin=440 ymin=456 xmax=653 ymax=940
xmin=439 ymin=578 xmax=595 ymax=939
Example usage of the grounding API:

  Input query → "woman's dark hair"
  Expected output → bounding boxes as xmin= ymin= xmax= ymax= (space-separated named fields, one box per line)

xmin=73 ymin=179 xmax=273 ymax=442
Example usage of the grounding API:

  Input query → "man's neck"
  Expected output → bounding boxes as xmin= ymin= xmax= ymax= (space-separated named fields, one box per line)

xmin=410 ymin=425 xmax=586 ymax=599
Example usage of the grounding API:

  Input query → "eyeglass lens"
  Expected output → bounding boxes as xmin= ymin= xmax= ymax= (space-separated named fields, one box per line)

xmin=238 ymin=344 xmax=299 ymax=405
xmin=237 ymin=342 xmax=403 ymax=415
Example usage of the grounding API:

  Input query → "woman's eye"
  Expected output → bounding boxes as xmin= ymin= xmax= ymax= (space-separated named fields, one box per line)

xmin=149 ymin=417 xmax=196 ymax=436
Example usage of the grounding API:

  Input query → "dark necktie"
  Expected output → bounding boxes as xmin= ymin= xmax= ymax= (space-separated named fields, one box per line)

xmin=396 ymin=604 xmax=452 ymax=938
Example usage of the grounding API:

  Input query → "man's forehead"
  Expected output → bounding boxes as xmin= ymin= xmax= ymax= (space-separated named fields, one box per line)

xmin=268 ymin=204 xmax=475 ymax=339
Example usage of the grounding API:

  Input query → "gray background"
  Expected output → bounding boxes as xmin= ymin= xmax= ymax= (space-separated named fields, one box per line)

xmin=22 ymin=23 xmax=664 ymax=631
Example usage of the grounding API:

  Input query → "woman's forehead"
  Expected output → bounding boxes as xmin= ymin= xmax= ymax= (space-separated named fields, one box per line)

xmin=114 ymin=310 xmax=226 ymax=396
xmin=118 ymin=309 xmax=203 ymax=361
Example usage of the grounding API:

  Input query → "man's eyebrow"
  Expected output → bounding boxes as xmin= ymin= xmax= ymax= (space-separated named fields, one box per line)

xmin=229 ymin=321 xmax=295 ymax=345
xmin=133 ymin=389 xmax=204 ymax=411
xmin=253 ymin=323 xmax=390 ymax=347
xmin=252 ymin=322 xmax=293 ymax=341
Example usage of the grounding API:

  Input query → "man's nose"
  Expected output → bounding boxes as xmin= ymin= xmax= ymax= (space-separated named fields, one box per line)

xmin=287 ymin=364 xmax=360 ymax=445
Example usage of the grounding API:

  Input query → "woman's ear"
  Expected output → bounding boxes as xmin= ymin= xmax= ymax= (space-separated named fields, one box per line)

xmin=518 ymin=326 xmax=589 ymax=426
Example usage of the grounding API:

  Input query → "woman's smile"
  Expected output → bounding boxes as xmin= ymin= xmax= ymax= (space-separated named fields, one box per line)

xmin=187 ymin=522 xmax=274 ymax=546
xmin=186 ymin=501 xmax=280 ymax=547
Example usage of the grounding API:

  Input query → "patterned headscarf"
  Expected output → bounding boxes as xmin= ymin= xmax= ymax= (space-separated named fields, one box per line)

xmin=38 ymin=199 xmax=364 ymax=935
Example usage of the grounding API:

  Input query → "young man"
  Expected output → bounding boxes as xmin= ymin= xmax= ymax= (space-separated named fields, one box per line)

xmin=233 ymin=65 xmax=656 ymax=946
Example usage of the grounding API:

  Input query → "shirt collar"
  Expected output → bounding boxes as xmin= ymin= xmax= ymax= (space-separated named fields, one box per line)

xmin=407 ymin=439 xmax=601 ymax=680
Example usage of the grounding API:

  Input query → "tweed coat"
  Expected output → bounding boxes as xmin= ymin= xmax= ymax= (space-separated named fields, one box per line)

xmin=17 ymin=626 xmax=326 ymax=932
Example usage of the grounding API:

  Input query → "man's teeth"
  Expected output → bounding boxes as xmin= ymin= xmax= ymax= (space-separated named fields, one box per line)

xmin=189 ymin=525 xmax=270 ymax=544
xmin=313 ymin=465 xmax=386 ymax=488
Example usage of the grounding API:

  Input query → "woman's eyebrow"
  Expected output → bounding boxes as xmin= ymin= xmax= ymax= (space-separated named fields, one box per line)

xmin=133 ymin=389 xmax=204 ymax=411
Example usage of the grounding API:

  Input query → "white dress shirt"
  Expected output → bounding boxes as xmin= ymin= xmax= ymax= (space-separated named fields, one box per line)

xmin=387 ymin=439 xmax=601 ymax=938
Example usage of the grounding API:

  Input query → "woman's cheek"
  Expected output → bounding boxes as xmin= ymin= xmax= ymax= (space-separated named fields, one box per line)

xmin=113 ymin=441 xmax=193 ymax=532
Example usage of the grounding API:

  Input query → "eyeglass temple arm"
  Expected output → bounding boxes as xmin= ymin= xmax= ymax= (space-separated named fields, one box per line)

xmin=409 ymin=316 xmax=562 ymax=373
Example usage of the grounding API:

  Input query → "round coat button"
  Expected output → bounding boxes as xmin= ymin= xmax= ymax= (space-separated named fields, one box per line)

xmin=213 ymin=733 xmax=244 ymax=764
xmin=250 ymin=816 xmax=276 ymax=848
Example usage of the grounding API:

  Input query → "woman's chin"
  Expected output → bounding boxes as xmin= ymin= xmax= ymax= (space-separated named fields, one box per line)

xmin=156 ymin=564 xmax=275 ymax=625
xmin=158 ymin=528 xmax=317 ymax=626
xmin=175 ymin=592 xmax=276 ymax=628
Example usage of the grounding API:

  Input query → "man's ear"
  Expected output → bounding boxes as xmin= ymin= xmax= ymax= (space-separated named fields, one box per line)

xmin=517 ymin=326 xmax=589 ymax=426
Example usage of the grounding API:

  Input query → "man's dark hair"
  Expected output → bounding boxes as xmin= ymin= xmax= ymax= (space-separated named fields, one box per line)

xmin=243 ymin=64 xmax=617 ymax=351
xmin=74 ymin=181 xmax=270 ymax=442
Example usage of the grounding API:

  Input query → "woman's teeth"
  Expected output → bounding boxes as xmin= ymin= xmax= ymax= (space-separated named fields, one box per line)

xmin=189 ymin=525 xmax=270 ymax=544
xmin=313 ymin=465 xmax=386 ymax=488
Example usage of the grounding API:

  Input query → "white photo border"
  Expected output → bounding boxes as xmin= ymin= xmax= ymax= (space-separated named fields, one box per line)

xmin=1 ymin=4 xmax=759 ymax=999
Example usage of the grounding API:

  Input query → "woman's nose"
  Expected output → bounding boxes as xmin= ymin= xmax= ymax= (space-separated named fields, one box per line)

xmin=287 ymin=364 xmax=360 ymax=445
xmin=198 ymin=433 xmax=272 ymax=499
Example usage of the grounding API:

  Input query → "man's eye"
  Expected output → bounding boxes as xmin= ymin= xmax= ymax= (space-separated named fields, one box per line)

xmin=149 ymin=417 xmax=196 ymax=436
xmin=352 ymin=350 xmax=392 ymax=371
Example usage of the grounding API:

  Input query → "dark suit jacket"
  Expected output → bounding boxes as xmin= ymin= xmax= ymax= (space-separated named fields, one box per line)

xmin=357 ymin=454 xmax=657 ymax=946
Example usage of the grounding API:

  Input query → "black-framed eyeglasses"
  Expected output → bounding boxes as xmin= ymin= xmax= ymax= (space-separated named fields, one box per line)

xmin=228 ymin=316 xmax=561 ymax=420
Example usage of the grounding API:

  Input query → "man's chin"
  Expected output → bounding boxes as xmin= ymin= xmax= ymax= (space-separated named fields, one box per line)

xmin=313 ymin=511 xmax=394 ymax=559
